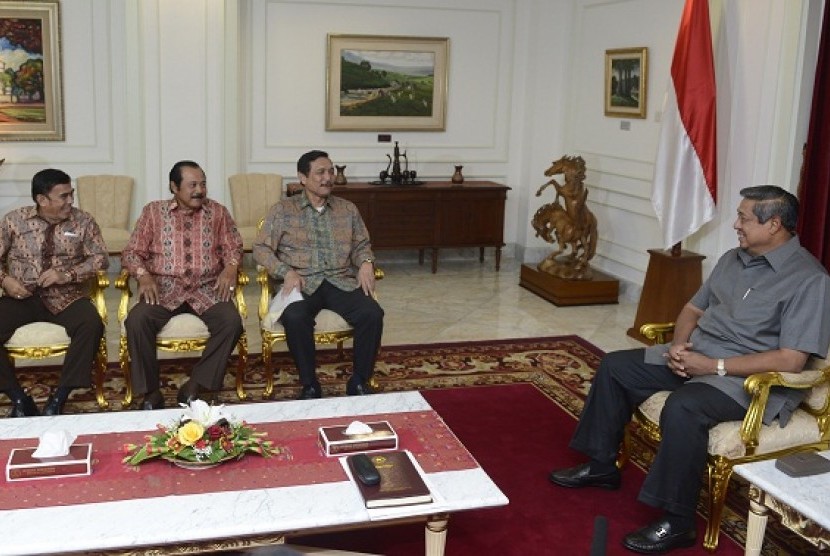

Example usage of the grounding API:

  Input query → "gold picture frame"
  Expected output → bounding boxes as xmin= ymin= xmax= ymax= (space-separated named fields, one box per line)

xmin=326 ymin=34 xmax=448 ymax=131
xmin=0 ymin=0 xmax=64 ymax=141
xmin=604 ymin=47 xmax=647 ymax=119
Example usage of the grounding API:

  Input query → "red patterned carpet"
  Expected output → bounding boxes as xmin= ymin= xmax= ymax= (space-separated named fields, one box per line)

xmin=5 ymin=336 xmax=815 ymax=555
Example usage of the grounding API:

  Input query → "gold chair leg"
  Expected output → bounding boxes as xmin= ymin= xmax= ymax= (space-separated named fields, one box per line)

xmin=119 ymin=336 xmax=134 ymax=407
xmin=235 ymin=334 xmax=249 ymax=401
xmin=94 ymin=337 xmax=109 ymax=409
xmin=703 ymin=459 xmax=732 ymax=552
xmin=262 ymin=337 xmax=275 ymax=400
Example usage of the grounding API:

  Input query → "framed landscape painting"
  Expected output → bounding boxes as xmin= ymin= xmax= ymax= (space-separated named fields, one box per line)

xmin=326 ymin=34 xmax=448 ymax=131
xmin=0 ymin=0 xmax=64 ymax=141
xmin=604 ymin=47 xmax=647 ymax=118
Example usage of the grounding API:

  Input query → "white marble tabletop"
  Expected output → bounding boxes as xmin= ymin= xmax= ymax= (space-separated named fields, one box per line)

xmin=0 ymin=391 xmax=509 ymax=555
xmin=733 ymin=450 xmax=830 ymax=529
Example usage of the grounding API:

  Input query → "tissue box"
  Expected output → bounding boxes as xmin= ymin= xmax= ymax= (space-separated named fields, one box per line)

xmin=6 ymin=443 xmax=92 ymax=481
xmin=319 ymin=421 xmax=398 ymax=456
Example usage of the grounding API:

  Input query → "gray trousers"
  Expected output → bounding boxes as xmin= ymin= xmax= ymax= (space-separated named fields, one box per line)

xmin=124 ymin=301 xmax=243 ymax=395
xmin=570 ymin=348 xmax=745 ymax=517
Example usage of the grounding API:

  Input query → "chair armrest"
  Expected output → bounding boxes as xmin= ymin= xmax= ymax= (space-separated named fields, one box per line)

xmin=89 ymin=270 xmax=110 ymax=325
xmin=740 ymin=367 xmax=830 ymax=451
xmin=234 ymin=269 xmax=248 ymax=320
xmin=639 ymin=322 xmax=676 ymax=344
xmin=257 ymin=266 xmax=271 ymax=322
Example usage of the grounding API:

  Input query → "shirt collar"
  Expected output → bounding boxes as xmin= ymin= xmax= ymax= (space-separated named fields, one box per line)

xmin=24 ymin=205 xmax=75 ymax=225
xmin=169 ymin=197 xmax=210 ymax=214
xmin=737 ymin=234 xmax=801 ymax=272
xmin=299 ymin=190 xmax=330 ymax=211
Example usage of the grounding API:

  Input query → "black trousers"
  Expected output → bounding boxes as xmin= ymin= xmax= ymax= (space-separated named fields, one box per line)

xmin=570 ymin=348 xmax=746 ymax=517
xmin=280 ymin=281 xmax=384 ymax=387
xmin=124 ymin=301 xmax=243 ymax=396
xmin=0 ymin=296 xmax=104 ymax=392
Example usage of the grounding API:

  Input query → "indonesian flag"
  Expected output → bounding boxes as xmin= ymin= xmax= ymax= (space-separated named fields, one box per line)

xmin=651 ymin=0 xmax=717 ymax=249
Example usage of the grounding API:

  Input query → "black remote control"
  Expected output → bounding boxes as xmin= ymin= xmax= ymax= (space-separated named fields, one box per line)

xmin=349 ymin=453 xmax=380 ymax=486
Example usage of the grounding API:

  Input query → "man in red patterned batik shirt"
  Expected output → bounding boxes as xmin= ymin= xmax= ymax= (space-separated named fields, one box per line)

xmin=121 ymin=161 xmax=244 ymax=410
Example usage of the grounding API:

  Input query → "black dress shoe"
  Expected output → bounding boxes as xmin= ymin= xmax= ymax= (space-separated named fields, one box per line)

xmin=548 ymin=462 xmax=621 ymax=490
xmin=42 ymin=394 xmax=67 ymax=416
xmin=8 ymin=394 xmax=40 ymax=418
xmin=622 ymin=518 xmax=696 ymax=554
xmin=297 ymin=384 xmax=322 ymax=400
xmin=140 ymin=390 xmax=166 ymax=410
xmin=176 ymin=379 xmax=202 ymax=406
xmin=346 ymin=380 xmax=375 ymax=396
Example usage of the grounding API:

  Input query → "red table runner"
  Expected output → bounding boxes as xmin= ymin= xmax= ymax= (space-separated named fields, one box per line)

xmin=0 ymin=410 xmax=476 ymax=511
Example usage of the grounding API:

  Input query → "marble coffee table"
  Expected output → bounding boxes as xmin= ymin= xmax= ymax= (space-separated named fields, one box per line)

xmin=0 ymin=391 xmax=508 ymax=555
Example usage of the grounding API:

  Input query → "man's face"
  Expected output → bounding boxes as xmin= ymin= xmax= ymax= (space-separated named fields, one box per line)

xmin=37 ymin=182 xmax=74 ymax=222
xmin=172 ymin=166 xmax=207 ymax=210
xmin=299 ymin=157 xmax=335 ymax=202
xmin=733 ymin=198 xmax=779 ymax=255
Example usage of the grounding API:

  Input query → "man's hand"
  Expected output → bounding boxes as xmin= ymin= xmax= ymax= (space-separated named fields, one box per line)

xmin=36 ymin=268 xmax=72 ymax=289
xmin=357 ymin=260 xmax=376 ymax=297
xmin=137 ymin=274 xmax=160 ymax=304
xmin=282 ymin=269 xmax=305 ymax=296
xmin=1 ymin=276 xmax=31 ymax=300
xmin=664 ymin=341 xmax=694 ymax=378
xmin=214 ymin=265 xmax=239 ymax=303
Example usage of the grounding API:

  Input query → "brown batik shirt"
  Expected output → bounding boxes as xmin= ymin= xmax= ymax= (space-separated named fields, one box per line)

xmin=253 ymin=191 xmax=374 ymax=295
xmin=0 ymin=206 xmax=109 ymax=314
xmin=121 ymin=198 xmax=243 ymax=315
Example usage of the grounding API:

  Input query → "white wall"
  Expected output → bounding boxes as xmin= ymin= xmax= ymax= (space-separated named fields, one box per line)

xmin=0 ymin=0 xmax=821 ymax=294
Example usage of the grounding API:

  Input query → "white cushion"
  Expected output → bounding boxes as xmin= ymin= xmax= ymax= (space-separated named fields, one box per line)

xmin=638 ymin=390 xmax=823 ymax=460
xmin=120 ymin=313 xmax=210 ymax=340
xmin=263 ymin=308 xmax=352 ymax=334
xmin=5 ymin=322 xmax=70 ymax=348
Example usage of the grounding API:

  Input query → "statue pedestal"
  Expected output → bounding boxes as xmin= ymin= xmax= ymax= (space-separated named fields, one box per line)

xmin=520 ymin=264 xmax=619 ymax=306
xmin=626 ymin=249 xmax=705 ymax=344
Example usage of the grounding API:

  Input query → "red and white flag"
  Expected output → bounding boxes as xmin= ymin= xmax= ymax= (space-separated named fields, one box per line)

xmin=651 ymin=0 xmax=717 ymax=249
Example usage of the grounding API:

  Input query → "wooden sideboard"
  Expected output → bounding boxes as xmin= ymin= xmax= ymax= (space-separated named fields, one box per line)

xmin=288 ymin=181 xmax=510 ymax=273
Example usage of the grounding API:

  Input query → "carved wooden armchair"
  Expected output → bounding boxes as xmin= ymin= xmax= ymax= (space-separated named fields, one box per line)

xmin=3 ymin=271 xmax=110 ymax=409
xmin=254 ymin=266 xmax=384 ymax=399
xmin=115 ymin=269 xmax=249 ymax=406
xmin=619 ymin=322 xmax=830 ymax=552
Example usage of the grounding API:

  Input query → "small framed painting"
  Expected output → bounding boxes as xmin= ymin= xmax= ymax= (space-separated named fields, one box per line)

xmin=604 ymin=47 xmax=647 ymax=119
xmin=0 ymin=1 xmax=64 ymax=141
xmin=326 ymin=34 xmax=449 ymax=131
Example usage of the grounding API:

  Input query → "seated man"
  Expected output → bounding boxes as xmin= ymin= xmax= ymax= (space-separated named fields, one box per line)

xmin=253 ymin=150 xmax=384 ymax=399
xmin=549 ymin=185 xmax=830 ymax=554
xmin=121 ymin=160 xmax=244 ymax=409
xmin=0 ymin=169 xmax=109 ymax=416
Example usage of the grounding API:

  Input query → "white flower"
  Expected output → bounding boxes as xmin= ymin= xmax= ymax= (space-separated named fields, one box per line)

xmin=180 ymin=399 xmax=226 ymax=426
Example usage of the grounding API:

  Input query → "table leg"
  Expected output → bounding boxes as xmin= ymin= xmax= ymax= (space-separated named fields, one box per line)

xmin=495 ymin=247 xmax=502 ymax=271
xmin=425 ymin=513 xmax=449 ymax=556
xmin=479 ymin=247 xmax=485 ymax=263
xmin=431 ymin=248 xmax=438 ymax=273
xmin=745 ymin=496 xmax=769 ymax=556
xmin=419 ymin=249 xmax=425 ymax=266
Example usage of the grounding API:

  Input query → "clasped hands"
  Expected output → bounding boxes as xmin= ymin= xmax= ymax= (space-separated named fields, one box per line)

xmin=663 ymin=342 xmax=715 ymax=378
xmin=2 ymin=269 xmax=72 ymax=299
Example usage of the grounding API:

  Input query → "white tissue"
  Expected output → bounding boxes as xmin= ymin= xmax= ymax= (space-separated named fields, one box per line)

xmin=344 ymin=421 xmax=373 ymax=436
xmin=264 ymin=286 xmax=304 ymax=328
xmin=32 ymin=430 xmax=77 ymax=458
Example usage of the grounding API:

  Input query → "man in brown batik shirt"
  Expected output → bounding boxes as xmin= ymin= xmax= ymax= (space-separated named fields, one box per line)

xmin=0 ymin=169 xmax=110 ymax=417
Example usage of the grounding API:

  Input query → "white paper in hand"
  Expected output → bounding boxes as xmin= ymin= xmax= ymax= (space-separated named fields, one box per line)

xmin=32 ymin=430 xmax=77 ymax=458
xmin=264 ymin=286 xmax=304 ymax=328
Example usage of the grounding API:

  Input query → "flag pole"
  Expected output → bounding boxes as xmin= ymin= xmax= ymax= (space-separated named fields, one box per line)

xmin=671 ymin=242 xmax=682 ymax=257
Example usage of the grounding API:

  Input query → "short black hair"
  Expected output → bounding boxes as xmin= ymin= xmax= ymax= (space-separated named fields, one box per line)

xmin=297 ymin=150 xmax=329 ymax=176
xmin=31 ymin=168 xmax=71 ymax=202
xmin=169 ymin=160 xmax=202 ymax=187
xmin=739 ymin=185 xmax=799 ymax=233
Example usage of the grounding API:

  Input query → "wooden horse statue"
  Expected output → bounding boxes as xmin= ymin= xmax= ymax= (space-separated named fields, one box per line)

xmin=531 ymin=155 xmax=598 ymax=280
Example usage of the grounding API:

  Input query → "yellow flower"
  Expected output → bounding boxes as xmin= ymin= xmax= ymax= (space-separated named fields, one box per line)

xmin=177 ymin=421 xmax=205 ymax=446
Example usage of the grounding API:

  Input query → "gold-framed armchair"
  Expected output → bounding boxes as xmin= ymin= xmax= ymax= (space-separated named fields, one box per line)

xmin=620 ymin=322 xmax=830 ymax=552
xmin=115 ymin=269 xmax=249 ymax=406
xmin=3 ymin=271 xmax=110 ymax=409
xmin=228 ymin=173 xmax=283 ymax=252
xmin=254 ymin=266 xmax=384 ymax=399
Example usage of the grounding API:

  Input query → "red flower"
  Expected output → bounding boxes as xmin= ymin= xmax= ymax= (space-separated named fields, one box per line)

xmin=207 ymin=425 xmax=224 ymax=440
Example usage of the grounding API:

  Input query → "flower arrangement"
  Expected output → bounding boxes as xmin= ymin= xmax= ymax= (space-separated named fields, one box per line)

xmin=123 ymin=400 xmax=279 ymax=466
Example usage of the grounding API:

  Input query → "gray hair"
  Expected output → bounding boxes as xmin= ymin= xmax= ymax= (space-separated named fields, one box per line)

xmin=739 ymin=185 xmax=798 ymax=233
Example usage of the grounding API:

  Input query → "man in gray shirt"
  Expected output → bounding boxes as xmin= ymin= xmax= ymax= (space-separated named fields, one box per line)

xmin=549 ymin=186 xmax=830 ymax=554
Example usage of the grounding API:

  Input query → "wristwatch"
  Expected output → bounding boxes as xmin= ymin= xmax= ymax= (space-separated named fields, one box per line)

xmin=716 ymin=358 xmax=727 ymax=376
